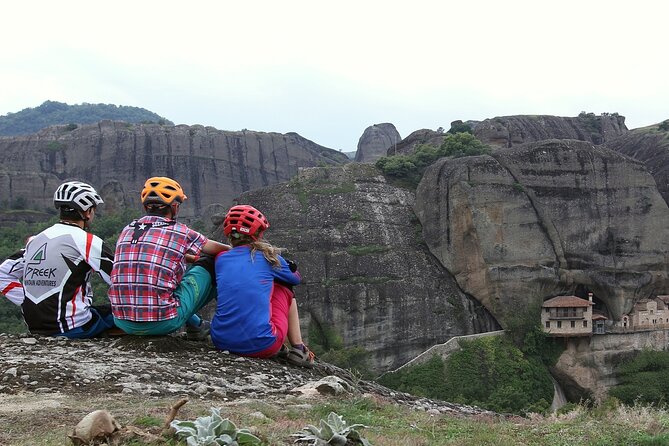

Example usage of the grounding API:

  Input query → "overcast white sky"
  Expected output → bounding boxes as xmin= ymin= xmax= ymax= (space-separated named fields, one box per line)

xmin=1 ymin=0 xmax=667 ymax=151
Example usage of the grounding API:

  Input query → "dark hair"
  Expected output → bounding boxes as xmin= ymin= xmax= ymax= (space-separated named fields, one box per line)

xmin=144 ymin=203 xmax=172 ymax=217
xmin=59 ymin=206 xmax=84 ymax=221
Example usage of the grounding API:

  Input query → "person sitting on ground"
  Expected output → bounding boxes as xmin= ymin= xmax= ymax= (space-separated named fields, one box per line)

xmin=108 ymin=176 xmax=230 ymax=340
xmin=210 ymin=204 xmax=314 ymax=367
xmin=19 ymin=181 xmax=116 ymax=338
xmin=0 ymin=243 xmax=28 ymax=307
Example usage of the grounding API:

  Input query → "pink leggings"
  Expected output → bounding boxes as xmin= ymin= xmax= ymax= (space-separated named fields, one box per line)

xmin=246 ymin=282 xmax=294 ymax=358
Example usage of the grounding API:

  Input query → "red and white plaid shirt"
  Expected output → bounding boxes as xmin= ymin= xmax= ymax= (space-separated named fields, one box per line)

xmin=109 ymin=215 xmax=208 ymax=321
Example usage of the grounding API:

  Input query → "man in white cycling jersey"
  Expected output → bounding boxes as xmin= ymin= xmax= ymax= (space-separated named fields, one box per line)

xmin=19 ymin=181 xmax=116 ymax=338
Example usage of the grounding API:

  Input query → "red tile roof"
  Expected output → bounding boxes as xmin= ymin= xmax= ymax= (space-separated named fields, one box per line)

xmin=542 ymin=295 xmax=593 ymax=308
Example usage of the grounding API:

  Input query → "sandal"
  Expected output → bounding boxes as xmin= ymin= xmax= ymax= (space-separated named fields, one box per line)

xmin=287 ymin=344 xmax=315 ymax=368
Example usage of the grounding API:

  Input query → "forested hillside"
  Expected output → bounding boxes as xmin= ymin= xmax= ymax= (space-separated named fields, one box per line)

xmin=0 ymin=100 xmax=173 ymax=135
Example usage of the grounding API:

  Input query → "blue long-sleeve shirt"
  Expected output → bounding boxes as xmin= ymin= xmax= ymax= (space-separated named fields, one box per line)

xmin=211 ymin=245 xmax=301 ymax=354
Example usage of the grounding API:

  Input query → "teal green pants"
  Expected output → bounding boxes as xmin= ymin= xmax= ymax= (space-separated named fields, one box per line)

xmin=113 ymin=265 xmax=215 ymax=335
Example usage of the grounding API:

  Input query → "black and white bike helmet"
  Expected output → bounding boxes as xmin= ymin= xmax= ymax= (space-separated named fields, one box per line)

xmin=53 ymin=181 xmax=104 ymax=212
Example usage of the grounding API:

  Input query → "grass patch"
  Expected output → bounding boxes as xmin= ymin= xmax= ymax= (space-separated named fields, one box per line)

xmin=5 ymin=393 xmax=669 ymax=445
xmin=345 ymin=245 xmax=390 ymax=256
xmin=321 ymin=276 xmax=397 ymax=287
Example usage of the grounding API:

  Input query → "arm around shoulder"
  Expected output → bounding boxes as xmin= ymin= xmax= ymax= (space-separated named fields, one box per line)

xmin=202 ymin=240 xmax=231 ymax=256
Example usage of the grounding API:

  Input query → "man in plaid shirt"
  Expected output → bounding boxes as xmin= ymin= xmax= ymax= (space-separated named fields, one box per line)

xmin=108 ymin=177 xmax=229 ymax=339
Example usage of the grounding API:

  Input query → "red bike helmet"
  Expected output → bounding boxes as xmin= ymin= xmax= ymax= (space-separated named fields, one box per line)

xmin=223 ymin=205 xmax=269 ymax=240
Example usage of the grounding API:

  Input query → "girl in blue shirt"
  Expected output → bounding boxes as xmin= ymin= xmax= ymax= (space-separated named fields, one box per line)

xmin=211 ymin=205 xmax=314 ymax=367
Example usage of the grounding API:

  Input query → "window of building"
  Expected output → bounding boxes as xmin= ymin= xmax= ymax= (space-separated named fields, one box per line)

xmin=571 ymin=321 xmax=576 ymax=328
xmin=557 ymin=321 xmax=562 ymax=328
xmin=583 ymin=320 xmax=588 ymax=327
xmin=545 ymin=321 xmax=550 ymax=328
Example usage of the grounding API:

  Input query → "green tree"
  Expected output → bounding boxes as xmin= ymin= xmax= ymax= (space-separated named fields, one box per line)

xmin=438 ymin=132 xmax=491 ymax=158
xmin=609 ymin=350 xmax=669 ymax=405
xmin=375 ymin=133 xmax=491 ymax=188
xmin=0 ymin=101 xmax=174 ymax=136
xmin=378 ymin=335 xmax=554 ymax=415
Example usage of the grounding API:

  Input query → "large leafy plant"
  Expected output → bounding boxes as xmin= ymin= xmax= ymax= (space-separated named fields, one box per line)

xmin=170 ymin=407 xmax=261 ymax=446
xmin=292 ymin=411 xmax=371 ymax=445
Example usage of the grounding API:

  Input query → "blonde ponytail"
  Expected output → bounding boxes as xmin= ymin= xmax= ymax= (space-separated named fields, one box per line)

xmin=229 ymin=233 xmax=283 ymax=268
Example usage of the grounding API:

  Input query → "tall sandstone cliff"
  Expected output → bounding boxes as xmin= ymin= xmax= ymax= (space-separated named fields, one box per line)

xmin=0 ymin=121 xmax=349 ymax=220
xmin=215 ymin=164 xmax=499 ymax=372
xmin=414 ymin=139 xmax=669 ymax=328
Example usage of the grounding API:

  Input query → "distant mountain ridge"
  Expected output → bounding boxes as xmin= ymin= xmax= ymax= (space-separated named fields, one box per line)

xmin=0 ymin=100 xmax=173 ymax=136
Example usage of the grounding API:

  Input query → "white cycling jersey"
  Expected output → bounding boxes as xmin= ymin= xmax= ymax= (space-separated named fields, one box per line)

xmin=22 ymin=222 xmax=113 ymax=335
xmin=0 ymin=249 xmax=25 ymax=305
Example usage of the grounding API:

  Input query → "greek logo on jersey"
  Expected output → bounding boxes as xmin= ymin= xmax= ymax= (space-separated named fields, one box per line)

xmin=23 ymin=242 xmax=58 ymax=290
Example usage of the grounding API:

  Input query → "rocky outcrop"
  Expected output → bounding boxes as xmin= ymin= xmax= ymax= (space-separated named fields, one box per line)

xmin=392 ymin=128 xmax=446 ymax=156
xmin=389 ymin=114 xmax=628 ymax=157
xmin=0 ymin=333 xmax=493 ymax=417
xmin=414 ymin=139 xmax=669 ymax=328
xmin=552 ymin=331 xmax=669 ymax=402
xmin=354 ymin=123 xmax=401 ymax=163
xmin=604 ymin=123 xmax=669 ymax=207
xmin=0 ymin=121 xmax=349 ymax=220
xmin=473 ymin=114 xmax=628 ymax=148
xmin=215 ymin=164 xmax=498 ymax=372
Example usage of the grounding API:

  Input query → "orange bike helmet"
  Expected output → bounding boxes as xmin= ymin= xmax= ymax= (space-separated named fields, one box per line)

xmin=223 ymin=205 xmax=269 ymax=240
xmin=141 ymin=177 xmax=187 ymax=205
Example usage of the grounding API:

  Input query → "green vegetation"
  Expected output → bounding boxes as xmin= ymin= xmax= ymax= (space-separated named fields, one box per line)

xmin=291 ymin=411 xmax=371 ymax=445
xmin=659 ymin=120 xmax=669 ymax=132
xmin=345 ymin=245 xmax=389 ymax=256
xmin=8 ymin=391 xmax=669 ymax=445
xmin=447 ymin=121 xmax=473 ymax=134
xmin=378 ymin=333 xmax=559 ymax=415
xmin=0 ymin=100 xmax=173 ymax=136
xmin=171 ymin=407 xmax=262 ymax=445
xmin=375 ymin=132 xmax=491 ymax=188
xmin=309 ymin=322 xmax=373 ymax=379
xmin=578 ymin=111 xmax=602 ymax=134
xmin=45 ymin=140 xmax=66 ymax=152
xmin=609 ymin=350 xmax=669 ymax=406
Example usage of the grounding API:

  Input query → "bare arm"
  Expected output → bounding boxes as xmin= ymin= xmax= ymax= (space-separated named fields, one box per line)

xmin=201 ymin=240 xmax=231 ymax=256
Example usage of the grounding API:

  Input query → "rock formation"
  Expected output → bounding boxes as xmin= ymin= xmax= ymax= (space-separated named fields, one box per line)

xmin=472 ymin=114 xmax=628 ymax=148
xmin=392 ymin=128 xmax=446 ymax=156
xmin=551 ymin=330 xmax=669 ymax=402
xmin=354 ymin=123 xmax=401 ymax=163
xmin=388 ymin=114 xmax=628 ymax=158
xmin=414 ymin=139 xmax=669 ymax=328
xmin=214 ymin=163 xmax=498 ymax=372
xmin=0 ymin=121 xmax=349 ymax=220
xmin=604 ymin=123 xmax=669 ymax=207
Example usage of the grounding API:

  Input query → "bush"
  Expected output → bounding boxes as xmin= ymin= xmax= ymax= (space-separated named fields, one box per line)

xmin=659 ymin=120 xmax=669 ymax=132
xmin=609 ymin=350 xmax=669 ymax=406
xmin=375 ymin=133 xmax=490 ymax=188
xmin=438 ymin=132 xmax=490 ymax=158
xmin=308 ymin=322 xmax=373 ymax=378
xmin=379 ymin=336 xmax=554 ymax=415
xmin=378 ymin=355 xmax=450 ymax=399
xmin=447 ymin=121 xmax=473 ymax=134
